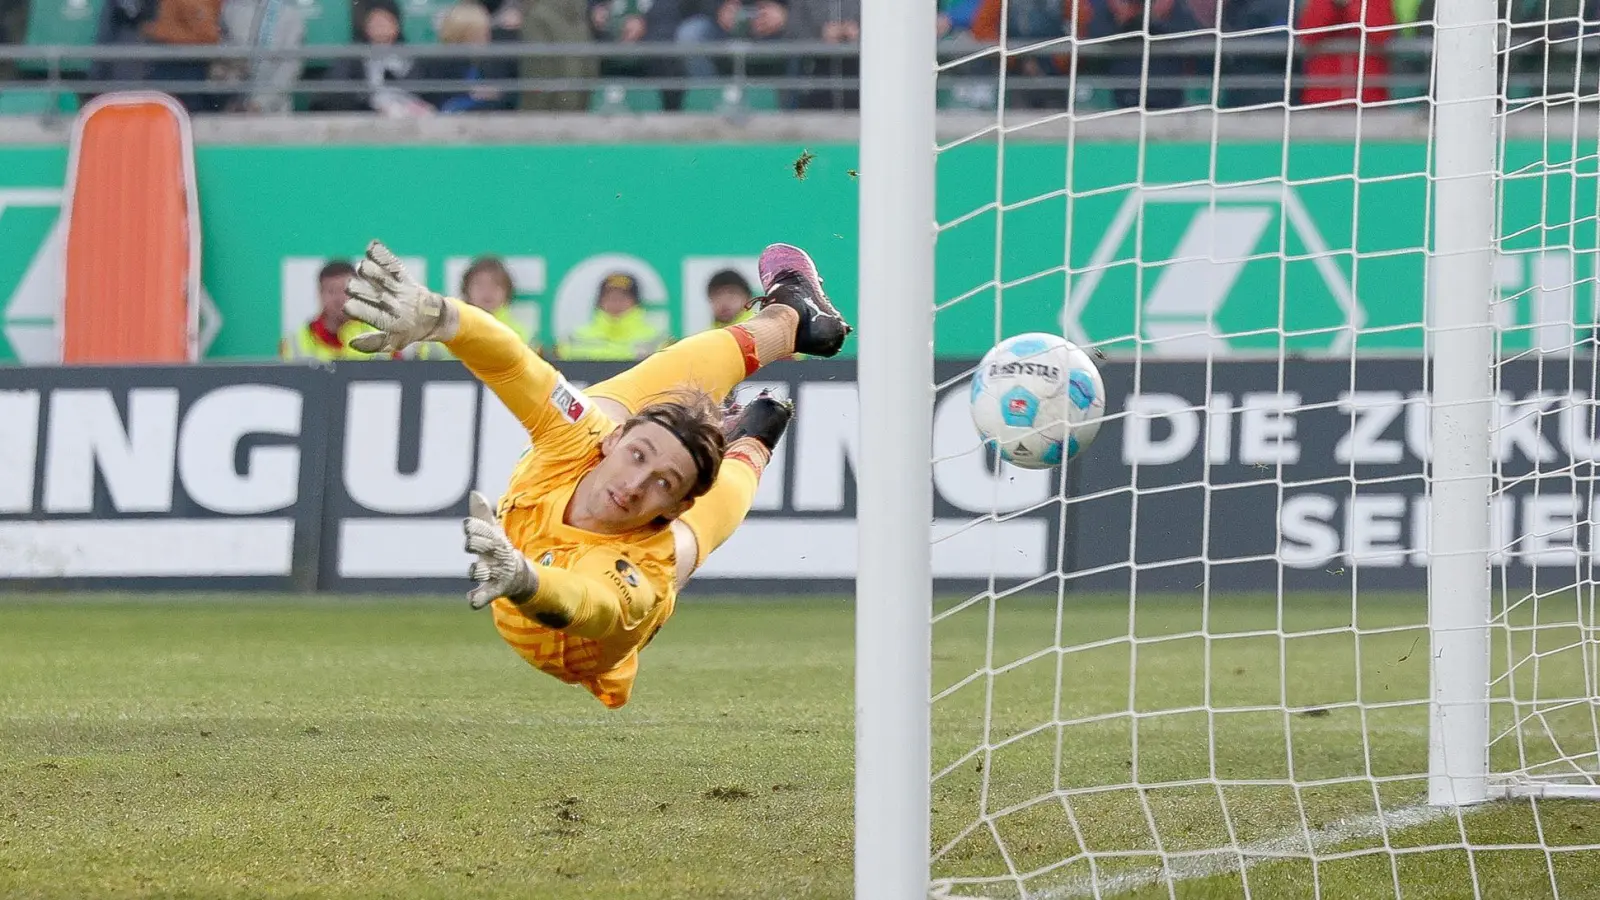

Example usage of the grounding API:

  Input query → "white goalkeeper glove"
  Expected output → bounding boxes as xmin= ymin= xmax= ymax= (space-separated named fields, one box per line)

xmin=342 ymin=239 xmax=459 ymax=354
xmin=462 ymin=490 xmax=538 ymax=610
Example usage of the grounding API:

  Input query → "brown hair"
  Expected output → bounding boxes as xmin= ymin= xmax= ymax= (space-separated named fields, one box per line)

xmin=459 ymin=256 xmax=515 ymax=299
xmin=623 ymin=390 xmax=726 ymax=501
xmin=319 ymin=259 xmax=356 ymax=282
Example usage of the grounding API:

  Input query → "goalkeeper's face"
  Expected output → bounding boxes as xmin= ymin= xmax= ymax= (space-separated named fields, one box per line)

xmin=578 ymin=422 xmax=700 ymax=532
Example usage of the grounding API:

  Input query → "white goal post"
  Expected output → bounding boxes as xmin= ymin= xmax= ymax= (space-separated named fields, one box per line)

xmin=856 ymin=0 xmax=936 ymax=897
xmin=858 ymin=0 xmax=1600 ymax=898
xmin=1427 ymin=0 xmax=1499 ymax=809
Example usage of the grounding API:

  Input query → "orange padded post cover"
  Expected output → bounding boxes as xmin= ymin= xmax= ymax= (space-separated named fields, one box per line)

xmin=61 ymin=92 xmax=200 ymax=363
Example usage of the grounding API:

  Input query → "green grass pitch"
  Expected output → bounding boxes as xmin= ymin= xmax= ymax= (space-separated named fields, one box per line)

xmin=2 ymin=592 xmax=1598 ymax=899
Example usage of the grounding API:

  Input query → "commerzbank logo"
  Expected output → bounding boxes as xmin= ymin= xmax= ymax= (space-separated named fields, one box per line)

xmin=0 ymin=188 xmax=65 ymax=363
xmin=1062 ymin=185 xmax=1366 ymax=356
xmin=0 ymin=188 xmax=220 ymax=363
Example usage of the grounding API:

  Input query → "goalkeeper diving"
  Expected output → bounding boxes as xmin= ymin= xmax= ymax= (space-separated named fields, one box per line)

xmin=341 ymin=239 xmax=851 ymax=709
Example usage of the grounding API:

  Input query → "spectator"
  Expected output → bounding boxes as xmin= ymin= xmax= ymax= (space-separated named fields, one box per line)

xmin=515 ymin=0 xmax=597 ymax=111
xmin=674 ymin=0 xmax=789 ymax=83
xmin=0 ymin=0 xmax=28 ymax=83
xmin=429 ymin=256 xmax=536 ymax=361
xmin=416 ymin=1 xmax=515 ymax=111
xmin=787 ymin=0 xmax=858 ymax=109
xmin=1506 ymin=0 xmax=1596 ymax=100
xmin=699 ymin=268 xmax=805 ymax=358
xmin=140 ymin=0 xmax=229 ymax=113
xmin=1394 ymin=0 xmax=1423 ymax=22
xmin=705 ymin=268 xmax=755 ymax=329
xmin=1087 ymin=0 xmax=1206 ymax=110
xmin=940 ymin=0 xmax=981 ymax=39
xmin=1296 ymin=0 xmax=1397 ymax=106
xmin=282 ymin=261 xmax=401 ymax=361
xmin=1215 ymin=0 xmax=1293 ymax=107
xmin=590 ymin=0 xmax=684 ymax=105
xmin=310 ymin=0 xmax=430 ymax=114
xmin=1409 ymin=1 xmax=1572 ymax=103
xmin=92 ymin=0 xmax=157 ymax=89
xmin=1389 ymin=0 xmax=1432 ymax=101
xmin=482 ymin=0 xmax=525 ymax=37
xmin=971 ymin=0 xmax=1091 ymax=109
xmin=556 ymin=273 xmax=670 ymax=360
xmin=462 ymin=256 xmax=536 ymax=346
xmin=217 ymin=0 xmax=308 ymax=113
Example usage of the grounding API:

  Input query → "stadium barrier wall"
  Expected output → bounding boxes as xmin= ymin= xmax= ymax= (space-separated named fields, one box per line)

xmin=1 ymin=136 xmax=1597 ymax=364
xmin=3 ymin=357 xmax=1597 ymax=594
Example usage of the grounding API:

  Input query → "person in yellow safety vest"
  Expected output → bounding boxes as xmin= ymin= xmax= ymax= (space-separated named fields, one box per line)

xmin=556 ymin=272 xmax=670 ymax=361
xmin=703 ymin=267 xmax=806 ymax=360
xmin=706 ymin=268 xmax=756 ymax=330
xmin=281 ymin=259 xmax=436 ymax=361
xmin=432 ymin=256 xmax=539 ymax=360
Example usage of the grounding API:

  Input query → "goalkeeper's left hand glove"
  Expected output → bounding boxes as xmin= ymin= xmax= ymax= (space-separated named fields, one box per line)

xmin=343 ymin=239 xmax=459 ymax=354
xmin=462 ymin=491 xmax=538 ymax=610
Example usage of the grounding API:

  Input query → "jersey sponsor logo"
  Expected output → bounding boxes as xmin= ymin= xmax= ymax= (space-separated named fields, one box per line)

xmin=550 ymin=378 xmax=590 ymax=423
xmin=605 ymin=557 xmax=647 ymax=620
xmin=615 ymin=558 xmax=639 ymax=587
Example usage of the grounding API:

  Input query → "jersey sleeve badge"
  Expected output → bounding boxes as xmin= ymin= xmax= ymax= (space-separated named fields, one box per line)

xmin=549 ymin=378 xmax=591 ymax=423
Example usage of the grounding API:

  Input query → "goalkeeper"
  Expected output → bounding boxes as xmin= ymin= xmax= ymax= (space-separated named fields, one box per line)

xmin=341 ymin=240 xmax=850 ymax=709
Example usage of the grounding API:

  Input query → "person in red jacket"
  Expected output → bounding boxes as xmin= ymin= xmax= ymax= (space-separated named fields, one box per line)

xmin=1297 ymin=0 xmax=1397 ymax=106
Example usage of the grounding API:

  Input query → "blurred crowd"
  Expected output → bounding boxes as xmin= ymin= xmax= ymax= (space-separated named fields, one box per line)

xmin=3 ymin=0 xmax=1598 ymax=115
xmin=964 ymin=0 xmax=1600 ymax=110
xmin=281 ymin=255 xmax=755 ymax=362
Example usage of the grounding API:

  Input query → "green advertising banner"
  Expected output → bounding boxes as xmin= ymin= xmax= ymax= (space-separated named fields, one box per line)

xmin=1 ymin=140 xmax=1594 ymax=363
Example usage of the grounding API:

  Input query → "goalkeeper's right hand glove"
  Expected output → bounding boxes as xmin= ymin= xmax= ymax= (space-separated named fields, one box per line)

xmin=343 ymin=239 xmax=459 ymax=354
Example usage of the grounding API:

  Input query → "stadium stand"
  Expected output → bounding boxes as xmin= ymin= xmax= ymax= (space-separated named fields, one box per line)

xmin=0 ymin=0 xmax=1597 ymax=117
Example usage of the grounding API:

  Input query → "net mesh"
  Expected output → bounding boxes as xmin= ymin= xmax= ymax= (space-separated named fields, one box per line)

xmin=928 ymin=3 xmax=1600 ymax=897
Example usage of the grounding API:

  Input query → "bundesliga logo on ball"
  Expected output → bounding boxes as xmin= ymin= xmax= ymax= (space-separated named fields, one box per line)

xmin=969 ymin=332 xmax=1107 ymax=470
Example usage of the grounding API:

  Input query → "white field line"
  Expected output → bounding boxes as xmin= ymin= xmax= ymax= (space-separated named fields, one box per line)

xmin=1041 ymin=803 xmax=1450 ymax=900
xmin=934 ymin=803 xmax=1454 ymax=900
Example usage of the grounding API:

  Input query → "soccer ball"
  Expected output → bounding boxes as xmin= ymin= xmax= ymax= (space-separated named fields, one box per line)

xmin=969 ymin=333 xmax=1106 ymax=470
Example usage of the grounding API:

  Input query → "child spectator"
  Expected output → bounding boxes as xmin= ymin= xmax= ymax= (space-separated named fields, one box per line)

xmin=417 ymin=1 xmax=515 ymax=111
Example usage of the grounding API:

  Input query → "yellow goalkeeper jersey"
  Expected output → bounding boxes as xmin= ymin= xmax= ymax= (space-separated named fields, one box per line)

xmin=448 ymin=304 xmax=678 ymax=709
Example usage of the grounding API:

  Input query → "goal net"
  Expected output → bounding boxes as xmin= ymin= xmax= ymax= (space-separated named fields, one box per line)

xmin=860 ymin=1 xmax=1600 ymax=897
